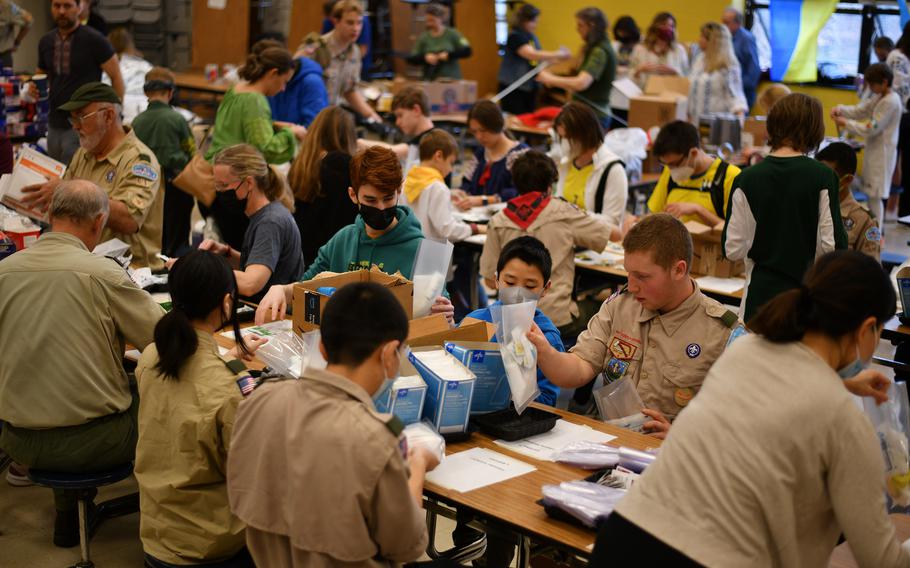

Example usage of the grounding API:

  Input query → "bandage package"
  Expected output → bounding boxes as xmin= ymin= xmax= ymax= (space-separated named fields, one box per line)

xmin=409 ymin=347 xmax=476 ymax=433
xmin=444 ymin=341 xmax=511 ymax=413
xmin=374 ymin=374 xmax=428 ymax=425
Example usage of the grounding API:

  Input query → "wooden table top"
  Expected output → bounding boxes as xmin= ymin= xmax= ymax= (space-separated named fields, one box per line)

xmin=575 ymin=262 xmax=744 ymax=302
xmin=173 ymin=71 xmax=232 ymax=94
xmin=433 ymin=112 xmax=551 ymax=137
xmin=424 ymin=403 xmax=660 ymax=556
xmin=828 ymin=514 xmax=910 ymax=567
xmin=883 ymin=315 xmax=910 ymax=342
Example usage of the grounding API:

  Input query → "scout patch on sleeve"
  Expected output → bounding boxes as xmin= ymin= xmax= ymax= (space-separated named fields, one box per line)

xmin=131 ymin=163 xmax=159 ymax=182
xmin=609 ymin=335 xmax=638 ymax=360
xmin=725 ymin=324 xmax=748 ymax=348
xmin=866 ymin=226 xmax=882 ymax=242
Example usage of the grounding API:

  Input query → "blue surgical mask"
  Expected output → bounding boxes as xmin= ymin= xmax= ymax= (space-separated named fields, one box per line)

xmin=837 ymin=327 xmax=877 ymax=379
xmin=372 ymin=347 xmax=402 ymax=411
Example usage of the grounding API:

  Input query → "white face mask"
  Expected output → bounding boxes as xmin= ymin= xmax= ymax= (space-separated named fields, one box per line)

xmin=372 ymin=346 xmax=402 ymax=406
xmin=668 ymin=152 xmax=695 ymax=184
xmin=558 ymin=138 xmax=572 ymax=158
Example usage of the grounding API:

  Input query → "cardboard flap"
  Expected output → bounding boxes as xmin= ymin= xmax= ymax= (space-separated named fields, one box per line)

xmin=407 ymin=316 xmax=497 ymax=348
xmin=645 ymin=75 xmax=691 ymax=96
xmin=684 ymin=220 xmax=712 ymax=236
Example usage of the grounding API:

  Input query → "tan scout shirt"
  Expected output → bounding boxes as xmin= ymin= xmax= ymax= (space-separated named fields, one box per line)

xmin=571 ymin=281 xmax=738 ymax=419
xmin=480 ymin=198 xmax=611 ymax=327
xmin=227 ymin=368 xmax=427 ymax=568
xmin=615 ymin=335 xmax=910 ymax=568
xmin=841 ymin=194 xmax=881 ymax=261
xmin=135 ymin=331 xmax=246 ymax=564
xmin=65 ymin=127 xmax=164 ymax=269
xmin=0 ymin=232 xmax=163 ymax=428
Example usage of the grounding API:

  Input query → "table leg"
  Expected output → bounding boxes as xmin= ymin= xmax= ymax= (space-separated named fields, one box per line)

xmin=516 ymin=535 xmax=531 ymax=568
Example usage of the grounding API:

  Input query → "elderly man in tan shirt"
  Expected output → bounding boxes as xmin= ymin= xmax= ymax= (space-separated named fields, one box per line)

xmin=528 ymin=213 xmax=741 ymax=438
xmin=21 ymin=81 xmax=164 ymax=269
xmin=227 ymin=282 xmax=439 ymax=568
xmin=0 ymin=179 xmax=163 ymax=547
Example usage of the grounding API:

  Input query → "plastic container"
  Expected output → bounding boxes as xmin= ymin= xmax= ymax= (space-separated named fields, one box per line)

xmin=471 ymin=406 xmax=558 ymax=441
xmin=593 ymin=376 xmax=647 ymax=432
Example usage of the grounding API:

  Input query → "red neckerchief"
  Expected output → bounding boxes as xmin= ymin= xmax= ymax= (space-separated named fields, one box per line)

xmin=477 ymin=163 xmax=492 ymax=189
xmin=504 ymin=192 xmax=550 ymax=230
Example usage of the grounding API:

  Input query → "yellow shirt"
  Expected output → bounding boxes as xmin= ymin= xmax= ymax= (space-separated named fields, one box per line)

xmin=135 ymin=331 xmax=247 ymax=564
xmin=563 ymin=162 xmax=593 ymax=209
xmin=647 ymin=158 xmax=741 ymax=224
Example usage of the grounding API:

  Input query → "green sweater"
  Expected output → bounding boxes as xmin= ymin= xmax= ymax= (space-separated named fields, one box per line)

xmin=205 ymin=89 xmax=296 ymax=164
xmin=574 ymin=39 xmax=617 ymax=119
xmin=411 ymin=28 xmax=471 ymax=80
xmin=131 ymin=100 xmax=195 ymax=180
xmin=302 ymin=206 xmax=425 ymax=280
xmin=722 ymin=155 xmax=848 ymax=322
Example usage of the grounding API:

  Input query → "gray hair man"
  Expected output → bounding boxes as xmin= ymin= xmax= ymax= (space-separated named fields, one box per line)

xmin=21 ymin=82 xmax=165 ymax=269
xmin=722 ymin=6 xmax=761 ymax=109
xmin=0 ymin=179 xmax=163 ymax=548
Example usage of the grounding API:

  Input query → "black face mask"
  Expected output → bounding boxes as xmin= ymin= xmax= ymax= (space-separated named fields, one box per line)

xmin=360 ymin=204 xmax=396 ymax=231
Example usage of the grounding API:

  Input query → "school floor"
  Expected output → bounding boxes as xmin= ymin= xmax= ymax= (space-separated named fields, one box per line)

xmin=3 ymin=221 xmax=910 ymax=568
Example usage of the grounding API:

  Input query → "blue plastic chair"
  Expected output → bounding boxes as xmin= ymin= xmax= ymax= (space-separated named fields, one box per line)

xmin=28 ymin=463 xmax=135 ymax=568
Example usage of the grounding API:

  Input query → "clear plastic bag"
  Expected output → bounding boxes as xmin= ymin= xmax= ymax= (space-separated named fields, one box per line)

xmin=540 ymin=480 xmax=626 ymax=528
xmin=411 ymin=238 xmax=454 ymax=317
xmin=255 ymin=331 xmax=309 ymax=378
xmin=593 ymin=376 xmax=647 ymax=433
xmin=300 ymin=330 xmax=326 ymax=370
xmin=553 ymin=441 xmax=620 ymax=470
xmin=865 ymin=381 xmax=910 ymax=506
xmin=493 ymin=301 xmax=539 ymax=414
xmin=403 ymin=421 xmax=446 ymax=464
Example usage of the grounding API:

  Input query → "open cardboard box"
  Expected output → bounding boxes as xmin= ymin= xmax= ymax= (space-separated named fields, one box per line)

xmin=628 ymin=75 xmax=690 ymax=131
xmin=684 ymin=220 xmax=744 ymax=278
xmin=407 ymin=313 xmax=497 ymax=348
xmin=292 ymin=267 xmax=413 ymax=334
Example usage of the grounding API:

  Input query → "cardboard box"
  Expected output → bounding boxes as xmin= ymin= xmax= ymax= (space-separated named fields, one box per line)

xmin=393 ymin=79 xmax=477 ymax=114
xmin=628 ymin=75 xmax=690 ymax=131
xmin=743 ymin=117 xmax=768 ymax=148
xmin=445 ymin=341 xmax=511 ymax=414
xmin=373 ymin=359 xmax=427 ymax=425
xmin=628 ymin=95 xmax=688 ymax=130
xmin=292 ymin=268 xmax=413 ymax=334
xmin=406 ymin=314 xmax=497 ymax=348
xmin=409 ymin=346 xmax=476 ymax=433
xmin=685 ymin=221 xmax=744 ymax=278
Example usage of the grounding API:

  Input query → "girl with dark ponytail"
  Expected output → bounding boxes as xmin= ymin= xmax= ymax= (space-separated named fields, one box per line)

xmin=198 ymin=144 xmax=306 ymax=302
xmin=591 ymin=250 xmax=905 ymax=566
xmin=135 ymin=250 xmax=266 ymax=567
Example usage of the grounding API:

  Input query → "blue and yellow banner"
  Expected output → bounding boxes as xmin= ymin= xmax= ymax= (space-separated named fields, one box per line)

xmin=770 ymin=0 xmax=838 ymax=83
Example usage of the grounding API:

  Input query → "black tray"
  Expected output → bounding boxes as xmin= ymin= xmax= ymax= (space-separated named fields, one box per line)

xmin=471 ymin=406 xmax=559 ymax=441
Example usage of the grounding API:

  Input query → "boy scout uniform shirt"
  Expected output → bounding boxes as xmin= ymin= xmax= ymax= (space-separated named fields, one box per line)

xmin=0 ymin=232 xmax=163 ymax=428
xmin=480 ymin=198 xmax=611 ymax=328
xmin=134 ymin=331 xmax=246 ymax=565
xmin=571 ymin=281 xmax=738 ymax=419
xmin=841 ymin=193 xmax=881 ymax=261
xmin=227 ymin=368 xmax=427 ymax=568
xmin=64 ymin=127 xmax=164 ymax=269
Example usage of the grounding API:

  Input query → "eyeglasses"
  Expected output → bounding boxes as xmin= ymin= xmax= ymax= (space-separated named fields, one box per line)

xmin=67 ymin=108 xmax=108 ymax=127
xmin=215 ymin=179 xmax=245 ymax=193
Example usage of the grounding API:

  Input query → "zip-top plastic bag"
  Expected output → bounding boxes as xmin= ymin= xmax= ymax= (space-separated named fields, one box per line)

xmin=540 ymin=480 xmax=626 ymax=528
xmin=491 ymin=300 xmax=540 ymax=414
xmin=411 ymin=238 xmax=454 ymax=318
xmin=864 ymin=381 xmax=910 ymax=506
xmin=255 ymin=330 xmax=308 ymax=378
xmin=593 ymin=376 xmax=648 ymax=433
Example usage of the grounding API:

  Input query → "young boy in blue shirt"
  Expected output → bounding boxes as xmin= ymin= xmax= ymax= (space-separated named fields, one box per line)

xmin=463 ymin=235 xmax=563 ymax=406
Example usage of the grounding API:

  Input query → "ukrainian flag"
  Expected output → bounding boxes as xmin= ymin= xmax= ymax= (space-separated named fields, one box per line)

xmin=770 ymin=0 xmax=837 ymax=82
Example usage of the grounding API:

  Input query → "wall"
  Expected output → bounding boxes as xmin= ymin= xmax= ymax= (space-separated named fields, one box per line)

xmin=780 ymin=83 xmax=857 ymax=136
xmin=191 ymin=0 xmax=250 ymax=68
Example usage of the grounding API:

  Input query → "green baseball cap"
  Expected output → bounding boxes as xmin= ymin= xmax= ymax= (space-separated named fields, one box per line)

xmin=58 ymin=82 xmax=122 ymax=112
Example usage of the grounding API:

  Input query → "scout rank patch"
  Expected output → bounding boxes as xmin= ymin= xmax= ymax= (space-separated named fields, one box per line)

xmin=844 ymin=217 xmax=855 ymax=231
xmin=686 ymin=343 xmax=701 ymax=358
xmin=105 ymin=169 xmax=115 ymax=183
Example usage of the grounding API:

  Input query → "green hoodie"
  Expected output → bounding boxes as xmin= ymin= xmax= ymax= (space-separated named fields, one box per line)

xmin=302 ymin=206 xmax=425 ymax=280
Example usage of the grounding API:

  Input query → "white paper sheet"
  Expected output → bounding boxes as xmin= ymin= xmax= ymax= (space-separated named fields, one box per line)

xmin=493 ymin=419 xmax=617 ymax=462
xmin=612 ymin=77 xmax=643 ymax=99
xmin=425 ymin=447 xmax=536 ymax=492
xmin=220 ymin=319 xmax=292 ymax=339
xmin=575 ymin=249 xmax=624 ymax=267
xmin=695 ymin=276 xmax=745 ymax=295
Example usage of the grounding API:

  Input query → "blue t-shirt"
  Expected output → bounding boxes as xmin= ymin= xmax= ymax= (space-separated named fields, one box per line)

xmin=464 ymin=302 xmax=562 ymax=406
xmin=241 ymin=201 xmax=305 ymax=302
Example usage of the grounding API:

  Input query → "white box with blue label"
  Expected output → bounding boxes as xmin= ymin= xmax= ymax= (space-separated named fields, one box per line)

xmin=373 ymin=359 xmax=427 ymax=425
xmin=408 ymin=346 xmax=476 ymax=433
xmin=444 ymin=341 xmax=511 ymax=414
